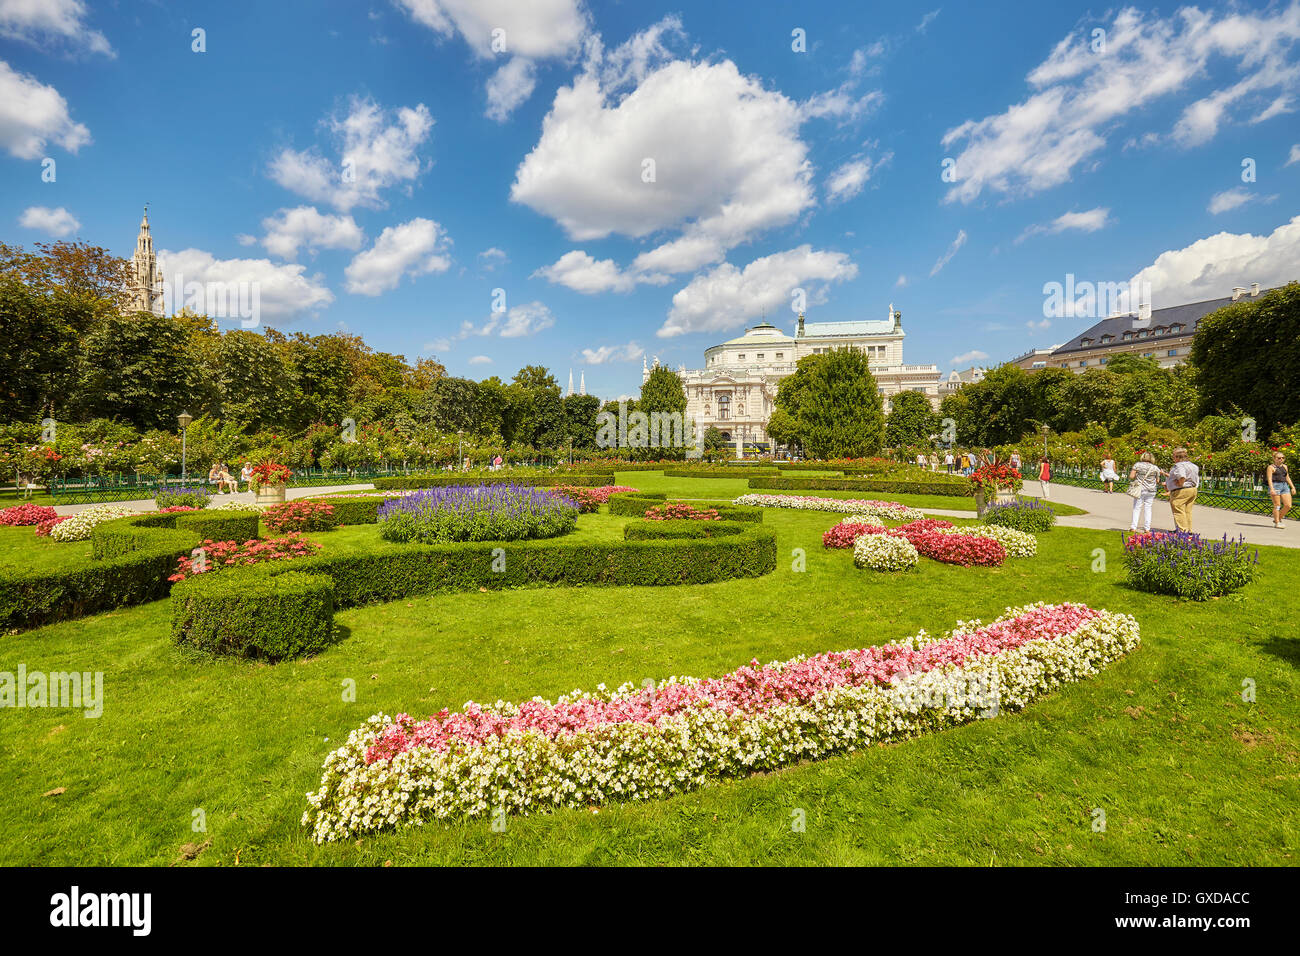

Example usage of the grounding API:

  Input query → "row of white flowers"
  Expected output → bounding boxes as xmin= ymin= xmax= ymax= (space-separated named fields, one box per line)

xmin=302 ymin=604 xmax=1140 ymax=843
xmin=733 ymin=494 xmax=925 ymax=522
xmin=48 ymin=504 xmax=141 ymax=541
xmin=853 ymin=533 xmax=919 ymax=571
xmin=939 ymin=524 xmax=1038 ymax=557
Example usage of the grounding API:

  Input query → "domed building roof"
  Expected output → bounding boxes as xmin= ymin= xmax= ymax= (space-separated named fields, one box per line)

xmin=718 ymin=323 xmax=795 ymax=347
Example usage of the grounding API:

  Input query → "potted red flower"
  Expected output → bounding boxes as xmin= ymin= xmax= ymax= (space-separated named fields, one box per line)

xmin=969 ymin=463 xmax=1023 ymax=515
xmin=250 ymin=461 xmax=292 ymax=506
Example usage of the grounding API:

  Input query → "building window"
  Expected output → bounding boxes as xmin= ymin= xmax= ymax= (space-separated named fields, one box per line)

xmin=1168 ymin=349 xmax=1178 ymax=356
xmin=737 ymin=354 xmax=745 ymax=361
xmin=1100 ymin=357 xmax=1108 ymax=365
xmin=1079 ymin=361 xmax=1087 ymax=367
xmin=775 ymin=352 xmax=783 ymax=359
xmin=1081 ymin=338 xmax=1093 ymax=346
xmin=1101 ymin=335 xmax=1113 ymax=344
xmin=756 ymin=354 xmax=764 ymax=360
xmin=1142 ymin=351 xmax=1154 ymax=358
xmin=717 ymin=394 xmax=730 ymax=420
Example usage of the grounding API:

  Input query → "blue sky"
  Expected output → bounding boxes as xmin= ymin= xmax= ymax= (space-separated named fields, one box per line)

xmin=3 ymin=0 xmax=1299 ymax=400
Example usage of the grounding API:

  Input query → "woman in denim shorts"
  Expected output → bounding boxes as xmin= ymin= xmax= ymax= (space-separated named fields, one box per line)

xmin=1267 ymin=451 xmax=1295 ymax=528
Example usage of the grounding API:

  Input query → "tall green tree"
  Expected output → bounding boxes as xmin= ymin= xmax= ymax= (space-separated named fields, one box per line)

xmin=638 ymin=366 xmax=689 ymax=459
xmin=1191 ymin=282 xmax=1299 ymax=437
xmin=885 ymin=389 xmax=939 ymax=447
xmin=791 ymin=348 xmax=884 ymax=458
xmin=562 ymin=393 xmax=601 ymax=449
xmin=76 ymin=312 xmax=203 ymax=430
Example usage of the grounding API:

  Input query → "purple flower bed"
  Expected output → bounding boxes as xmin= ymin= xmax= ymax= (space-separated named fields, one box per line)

xmin=377 ymin=484 xmax=579 ymax=543
xmin=981 ymin=496 xmax=1055 ymax=533
xmin=1121 ymin=530 xmax=1257 ymax=600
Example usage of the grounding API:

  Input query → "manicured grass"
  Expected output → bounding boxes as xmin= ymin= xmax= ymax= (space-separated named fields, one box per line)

xmin=0 ymin=525 xmax=94 ymax=572
xmin=0 ymin=478 xmax=1295 ymax=867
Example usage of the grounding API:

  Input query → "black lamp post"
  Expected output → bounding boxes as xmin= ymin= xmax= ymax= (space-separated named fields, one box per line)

xmin=177 ymin=411 xmax=193 ymax=484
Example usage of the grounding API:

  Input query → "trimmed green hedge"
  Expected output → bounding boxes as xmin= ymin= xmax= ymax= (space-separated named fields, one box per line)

xmin=607 ymin=492 xmax=763 ymax=522
xmin=747 ymin=476 xmax=975 ymax=497
xmin=298 ymin=494 xmax=396 ymax=526
xmin=661 ymin=468 xmax=779 ymax=478
xmin=171 ymin=569 xmax=335 ymax=661
xmin=372 ymin=474 xmax=614 ymax=490
xmin=622 ymin=520 xmax=748 ymax=540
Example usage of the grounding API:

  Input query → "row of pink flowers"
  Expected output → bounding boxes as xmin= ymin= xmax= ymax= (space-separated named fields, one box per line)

xmin=0 ymin=504 xmax=58 ymax=526
xmin=364 ymin=603 xmax=1102 ymax=764
xmin=644 ymin=503 xmax=721 ymax=521
xmin=168 ymin=534 xmax=321 ymax=582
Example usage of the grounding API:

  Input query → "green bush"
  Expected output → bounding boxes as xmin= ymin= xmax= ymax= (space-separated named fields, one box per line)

xmin=373 ymin=474 xmax=613 ymax=490
xmin=298 ymin=495 xmax=393 ymax=525
xmin=608 ymin=492 xmax=762 ymax=521
xmin=623 ymin=520 xmax=748 ymax=539
xmin=661 ymin=468 xmax=779 ymax=478
xmin=91 ymin=511 xmax=260 ymax=559
xmin=748 ymin=476 xmax=975 ymax=497
xmin=171 ymin=569 xmax=335 ymax=661
xmin=981 ymin=497 xmax=1056 ymax=533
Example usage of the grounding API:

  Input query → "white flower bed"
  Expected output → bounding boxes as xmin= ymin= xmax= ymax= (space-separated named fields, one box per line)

xmin=48 ymin=504 xmax=141 ymax=541
xmin=734 ymin=493 xmax=924 ymax=522
xmin=838 ymin=514 xmax=886 ymax=529
xmin=303 ymin=603 xmax=1139 ymax=843
xmin=209 ymin=499 xmax=268 ymax=512
xmin=940 ymin=524 xmax=1037 ymax=557
xmin=852 ymin=532 xmax=919 ymax=571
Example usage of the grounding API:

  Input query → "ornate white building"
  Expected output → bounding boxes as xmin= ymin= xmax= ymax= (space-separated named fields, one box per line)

xmin=648 ymin=307 xmax=942 ymax=446
xmin=130 ymin=207 xmax=164 ymax=315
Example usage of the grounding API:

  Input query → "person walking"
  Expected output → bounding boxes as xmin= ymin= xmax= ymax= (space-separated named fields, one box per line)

xmin=1267 ymin=451 xmax=1295 ymax=528
xmin=1166 ymin=447 xmax=1200 ymax=532
xmin=928 ymin=452 xmax=939 ymax=472
xmin=1009 ymin=450 xmax=1022 ymax=474
xmin=1037 ymin=457 xmax=1052 ymax=499
xmin=1127 ymin=452 xmax=1161 ymax=532
xmin=240 ymin=462 xmax=253 ymax=490
xmin=1099 ymin=452 xmax=1119 ymax=494
xmin=945 ymin=451 xmax=954 ymax=474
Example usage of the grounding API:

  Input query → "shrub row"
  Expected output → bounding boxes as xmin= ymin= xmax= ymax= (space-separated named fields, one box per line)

xmin=298 ymin=495 xmax=395 ymax=525
xmin=169 ymin=521 xmax=777 ymax=658
xmin=607 ymin=492 xmax=763 ymax=522
xmin=372 ymin=474 xmax=614 ymax=490
xmin=661 ymin=468 xmax=779 ymax=478
xmin=622 ymin=520 xmax=748 ymax=540
xmin=747 ymin=476 xmax=976 ymax=497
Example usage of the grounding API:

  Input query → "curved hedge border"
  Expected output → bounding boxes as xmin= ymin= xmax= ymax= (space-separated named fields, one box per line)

xmin=0 ymin=509 xmax=261 ymax=633
xmin=372 ymin=474 xmax=614 ymax=490
xmin=607 ymin=492 xmax=763 ymax=522
xmin=297 ymin=494 xmax=397 ymax=525
xmin=748 ymin=476 xmax=975 ymax=497
xmin=170 ymin=519 xmax=776 ymax=659
xmin=661 ymin=468 xmax=779 ymax=478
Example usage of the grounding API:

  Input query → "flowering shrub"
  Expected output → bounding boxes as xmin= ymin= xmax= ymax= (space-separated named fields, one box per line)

xmin=549 ymin=485 xmax=640 ymax=512
xmin=0 ymin=504 xmax=58 ymax=526
xmin=34 ymin=515 xmax=71 ymax=536
xmin=48 ymin=505 xmax=140 ymax=542
xmin=210 ymin=499 xmax=269 ymax=512
xmin=1121 ymin=531 xmax=1257 ymax=600
xmin=644 ymin=503 xmax=720 ymax=521
xmin=263 ymin=501 xmax=337 ymax=533
xmin=249 ymin=461 xmax=292 ymax=491
xmin=157 ymin=505 xmax=200 ymax=514
xmin=303 ymin=603 xmax=1140 ymax=841
xmin=969 ymin=463 xmax=1023 ymax=494
xmin=155 ymin=486 xmax=210 ymax=510
xmin=982 ymin=497 xmax=1055 ymax=533
xmin=734 ymin=493 xmax=924 ymax=522
xmin=823 ymin=520 xmax=883 ymax=548
xmin=889 ymin=518 xmax=954 ymax=534
xmin=852 ymin=532 xmax=919 ymax=570
xmin=378 ymin=484 xmax=579 ymax=543
xmin=168 ymin=534 xmax=322 ymax=582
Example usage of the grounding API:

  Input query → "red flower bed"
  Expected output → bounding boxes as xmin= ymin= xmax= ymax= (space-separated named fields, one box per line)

xmin=168 ymin=534 xmax=322 ymax=582
xmin=644 ymin=503 xmax=720 ymax=521
xmin=905 ymin=529 xmax=1006 ymax=567
xmin=0 ymin=504 xmax=57 ymax=526
xmin=34 ymin=515 xmax=72 ymax=536
xmin=822 ymin=521 xmax=883 ymax=548
xmin=892 ymin=518 xmax=954 ymax=535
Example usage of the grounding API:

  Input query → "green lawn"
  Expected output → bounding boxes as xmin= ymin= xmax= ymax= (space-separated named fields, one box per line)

xmin=0 ymin=526 xmax=95 ymax=572
xmin=1 ymin=475 xmax=1295 ymax=867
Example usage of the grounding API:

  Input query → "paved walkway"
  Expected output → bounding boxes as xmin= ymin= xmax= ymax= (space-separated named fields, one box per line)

xmin=51 ymin=483 xmax=377 ymax=516
xmin=1016 ymin=482 xmax=1299 ymax=549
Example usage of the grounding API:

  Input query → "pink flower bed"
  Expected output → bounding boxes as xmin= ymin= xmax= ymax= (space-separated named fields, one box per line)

xmin=168 ymin=534 xmax=322 ymax=582
xmin=34 ymin=515 xmax=72 ymax=536
xmin=905 ymin=530 xmax=1006 ymax=566
xmin=365 ymin=603 xmax=1100 ymax=763
xmin=644 ymin=503 xmax=720 ymax=521
xmin=0 ymin=504 xmax=58 ymax=526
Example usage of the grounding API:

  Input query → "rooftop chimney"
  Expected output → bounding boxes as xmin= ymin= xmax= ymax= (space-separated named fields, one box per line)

xmin=1232 ymin=286 xmax=1247 ymax=301
xmin=1251 ymin=282 xmax=1260 ymax=296
xmin=1138 ymin=301 xmax=1152 ymax=321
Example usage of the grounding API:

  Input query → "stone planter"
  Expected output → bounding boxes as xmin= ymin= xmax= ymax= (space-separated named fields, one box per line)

xmin=975 ymin=487 xmax=1018 ymax=516
xmin=255 ymin=482 xmax=287 ymax=507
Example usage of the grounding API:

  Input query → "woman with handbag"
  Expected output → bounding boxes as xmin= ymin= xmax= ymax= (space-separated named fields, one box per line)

xmin=1127 ymin=452 xmax=1162 ymax=532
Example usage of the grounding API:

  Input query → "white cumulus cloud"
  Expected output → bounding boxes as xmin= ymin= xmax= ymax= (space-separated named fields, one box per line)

xmin=660 ymin=245 xmax=858 ymax=338
xmin=258 ymin=206 xmax=363 ymax=259
xmin=157 ymin=249 xmax=334 ymax=323
xmin=581 ymin=341 xmax=644 ymax=364
xmin=344 ymin=218 xmax=451 ymax=295
xmin=18 ymin=205 xmax=79 ymax=237
xmin=0 ymin=0 xmax=112 ymax=56
xmin=1016 ymin=206 xmax=1111 ymax=242
xmin=0 ymin=60 xmax=90 ymax=159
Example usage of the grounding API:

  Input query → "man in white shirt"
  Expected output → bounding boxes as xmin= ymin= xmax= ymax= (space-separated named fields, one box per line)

xmin=944 ymin=451 xmax=954 ymax=474
xmin=1166 ymin=447 xmax=1200 ymax=531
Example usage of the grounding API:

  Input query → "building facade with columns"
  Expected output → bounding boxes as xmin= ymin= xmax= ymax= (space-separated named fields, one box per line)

xmin=647 ymin=307 xmax=942 ymax=446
